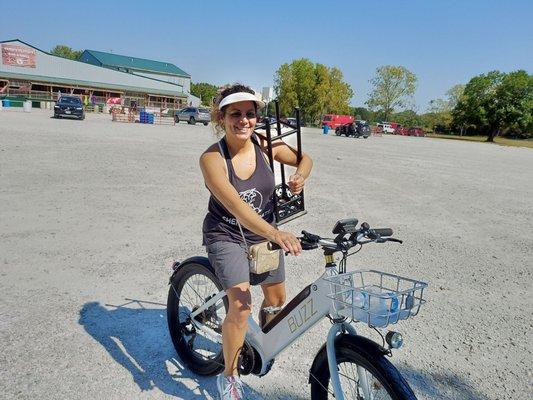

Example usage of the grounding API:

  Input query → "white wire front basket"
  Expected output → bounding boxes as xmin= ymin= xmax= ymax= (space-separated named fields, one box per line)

xmin=324 ymin=269 xmax=427 ymax=328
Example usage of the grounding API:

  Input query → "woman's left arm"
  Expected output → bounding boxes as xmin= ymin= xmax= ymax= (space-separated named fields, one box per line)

xmin=272 ymin=141 xmax=313 ymax=195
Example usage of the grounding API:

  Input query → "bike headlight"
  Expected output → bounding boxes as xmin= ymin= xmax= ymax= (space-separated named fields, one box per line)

xmin=385 ymin=331 xmax=403 ymax=349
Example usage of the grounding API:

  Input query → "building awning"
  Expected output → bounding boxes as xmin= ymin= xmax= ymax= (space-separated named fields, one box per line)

xmin=0 ymin=70 xmax=186 ymax=98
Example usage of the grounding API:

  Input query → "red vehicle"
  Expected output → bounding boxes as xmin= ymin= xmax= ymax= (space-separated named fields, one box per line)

xmin=394 ymin=125 xmax=409 ymax=136
xmin=322 ymin=114 xmax=354 ymax=129
xmin=408 ymin=127 xmax=425 ymax=137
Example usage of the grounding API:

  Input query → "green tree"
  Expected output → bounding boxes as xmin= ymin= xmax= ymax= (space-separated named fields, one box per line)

xmin=327 ymin=67 xmax=352 ymax=115
xmin=446 ymin=84 xmax=465 ymax=109
xmin=275 ymin=63 xmax=298 ymax=117
xmin=274 ymin=58 xmax=353 ymax=125
xmin=366 ymin=65 xmax=417 ymax=121
xmin=492 ymin=70 xmax=533 ymax=139
xmin=392 ymin=110 xmax=423 ymax=127
xmin=424 ymin=98 xmax=453 ymax=133
xmin=443 ymin=84 xmax=465 ymax=134
xmin=452 ymin=70 xmax=533 ymax=141
xmin=50 ymin=45 xmax=82 ymax=60
xmin=311 ymin=63 xmax=331 ymax=121
xmin=191 ymin=82 xmax=218 ymax=106
xmin=276 ymin=59 xmax=316 ymax=122
xmin=351 ymin=107 xmax=374 ymax=122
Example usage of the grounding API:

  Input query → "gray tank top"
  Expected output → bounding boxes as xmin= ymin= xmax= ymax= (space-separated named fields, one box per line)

xmin=202 ymin=135 xmax=275 ymax=245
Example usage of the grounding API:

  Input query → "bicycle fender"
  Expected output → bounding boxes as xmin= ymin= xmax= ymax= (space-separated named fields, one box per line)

xmin=308 ymin=334 xmax=387 ymax=384
xmin=168 ymin=256 xmax=214 ymax=284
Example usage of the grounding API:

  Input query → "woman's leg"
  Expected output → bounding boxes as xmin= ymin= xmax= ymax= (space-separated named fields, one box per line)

xmin=223 ymin=282 xmax=252 ymax=376
xmin=259 ymin=281 xmax=286 ymax=326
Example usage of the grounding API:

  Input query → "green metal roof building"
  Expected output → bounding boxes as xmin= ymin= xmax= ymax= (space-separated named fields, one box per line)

xmin=0 ymin=39 xmax=197 ymax=107
xmin=79 ymin=49 xmax=193 ymax=94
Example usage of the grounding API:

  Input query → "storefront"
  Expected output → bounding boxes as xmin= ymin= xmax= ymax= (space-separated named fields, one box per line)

xmin=0 ymin=39 xmax=188 ymax=108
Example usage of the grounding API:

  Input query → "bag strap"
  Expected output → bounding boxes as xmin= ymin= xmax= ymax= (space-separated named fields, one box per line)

xmin=236 ymin=220 xmax=251 ymax=258
xmin=217 ymin=139 xmax=251 ymax=256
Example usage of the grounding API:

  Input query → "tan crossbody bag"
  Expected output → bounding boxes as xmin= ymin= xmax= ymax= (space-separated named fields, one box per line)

xmin=236 ymin=221 xmax=281 ymax=275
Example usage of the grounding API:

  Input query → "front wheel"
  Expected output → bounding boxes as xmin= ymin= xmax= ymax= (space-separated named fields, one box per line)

xmin=310 ymin=337 xmax=416 ymax=399
xmin=167 ymin=262 xmax=228 ymax=376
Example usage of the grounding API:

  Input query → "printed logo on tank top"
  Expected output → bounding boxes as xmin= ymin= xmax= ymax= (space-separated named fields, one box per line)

xmin=222 ymin=188 xmax=268 ymax=225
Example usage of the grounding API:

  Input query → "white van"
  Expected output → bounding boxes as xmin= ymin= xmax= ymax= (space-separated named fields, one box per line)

xmin=377 ymin=123 xmax=395 ymax=134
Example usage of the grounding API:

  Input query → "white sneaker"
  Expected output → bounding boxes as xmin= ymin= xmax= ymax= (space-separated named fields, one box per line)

xmin=217 ymin=374 xmax=244 ymax=400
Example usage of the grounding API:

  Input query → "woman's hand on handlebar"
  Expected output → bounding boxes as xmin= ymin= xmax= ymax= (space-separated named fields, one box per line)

xmin=270 ymin=229 xmax=302 ymax=256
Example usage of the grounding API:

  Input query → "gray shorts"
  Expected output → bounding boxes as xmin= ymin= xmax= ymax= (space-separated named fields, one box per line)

xmin=206 ymin=241 xmax=285 ymax=289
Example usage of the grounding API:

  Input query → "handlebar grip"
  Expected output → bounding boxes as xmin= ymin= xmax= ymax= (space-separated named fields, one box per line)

xmin=373 ymin=228 xmax=393 ymax=237
xmin=270 ymin=240 xmax=318 ymax=251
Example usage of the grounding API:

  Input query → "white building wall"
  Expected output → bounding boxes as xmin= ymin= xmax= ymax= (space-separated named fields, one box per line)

xmin=130 ymin=69 xmax=199 ymax=106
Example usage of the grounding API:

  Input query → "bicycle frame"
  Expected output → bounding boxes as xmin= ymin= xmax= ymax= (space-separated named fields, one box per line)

xmin=189 ymin=264 xmax=363 ymax=399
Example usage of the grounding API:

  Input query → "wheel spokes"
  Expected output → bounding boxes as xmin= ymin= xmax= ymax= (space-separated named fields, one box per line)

xmin=333 ymin=362 xmax=392 ymax=400
xmin=176 ymin=273 xmax=226 ymax=360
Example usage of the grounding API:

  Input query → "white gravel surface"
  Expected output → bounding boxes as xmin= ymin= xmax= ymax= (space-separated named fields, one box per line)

xmin=1 ymin=109 xmax=531 ymax=399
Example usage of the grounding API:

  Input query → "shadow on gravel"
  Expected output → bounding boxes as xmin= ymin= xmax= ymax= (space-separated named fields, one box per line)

xmin=80 ymin=301 xmax=485 ymax=400
xmin=78 ymin=300 xmax=264 ymax=399
xmin=402 ymin=367 xmax=489 ymax=400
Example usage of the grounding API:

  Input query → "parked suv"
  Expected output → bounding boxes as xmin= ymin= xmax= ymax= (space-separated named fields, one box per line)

xmin=54 ymin=95 xmax=85 ymax=120
xmin=174 ymin=107 xmax=210 ymax=125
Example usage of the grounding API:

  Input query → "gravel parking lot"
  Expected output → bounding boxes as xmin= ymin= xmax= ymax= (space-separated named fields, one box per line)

xmin=1 ymin=109 xmax=531 ymax=399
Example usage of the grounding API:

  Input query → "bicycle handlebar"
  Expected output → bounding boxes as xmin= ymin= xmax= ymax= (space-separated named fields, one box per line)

xmin=269 ymin=222 xmax=401 ymax=254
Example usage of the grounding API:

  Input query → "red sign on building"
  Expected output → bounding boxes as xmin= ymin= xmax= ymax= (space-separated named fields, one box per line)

xmin=2 ymin=44 xmax=36 ymax=68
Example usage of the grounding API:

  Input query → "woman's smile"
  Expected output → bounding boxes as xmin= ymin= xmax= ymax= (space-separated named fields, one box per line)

xmin=223 ymin=101 xmax=257 ymax=140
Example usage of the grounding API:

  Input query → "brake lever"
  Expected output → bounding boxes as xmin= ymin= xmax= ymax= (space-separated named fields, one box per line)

xmin=301 ymin=230 xmax=321 ymax=243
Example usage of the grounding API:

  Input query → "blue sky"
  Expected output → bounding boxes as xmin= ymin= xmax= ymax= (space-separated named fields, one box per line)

xmin=1 ymin=0 xmax=531 ymax=111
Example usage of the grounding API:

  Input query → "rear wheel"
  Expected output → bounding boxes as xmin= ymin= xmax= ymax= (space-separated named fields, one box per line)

xmin=203 ymin=122 xmax=209 ymax=126
xmin=310 ymin=339 xmax=416 ymax=399
xmin=175 ymin=116 xmax=180 ymax=123
xmin=167 ymin=262 xmax=227 ymax=376
xmin=189 ymin=116 xmax=196 ymax=125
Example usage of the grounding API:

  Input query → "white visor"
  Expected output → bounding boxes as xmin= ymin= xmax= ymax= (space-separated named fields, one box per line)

xmin=218 ymin=92 xmax=266 ymax=110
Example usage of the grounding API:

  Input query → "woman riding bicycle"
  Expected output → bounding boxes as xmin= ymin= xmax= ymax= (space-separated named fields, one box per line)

xmin=199 ymin=83 xmax=313 ymax=399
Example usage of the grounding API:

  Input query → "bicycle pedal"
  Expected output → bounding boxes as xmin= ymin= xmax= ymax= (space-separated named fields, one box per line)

xmin=260 ymin=306 xmax=282 ymax=329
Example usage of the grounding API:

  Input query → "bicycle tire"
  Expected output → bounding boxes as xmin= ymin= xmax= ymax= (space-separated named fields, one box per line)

xmin=310 ymin=335 xmax=416 ymax=400
xmin=167 ymin=262 xmax=227 ymax=376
